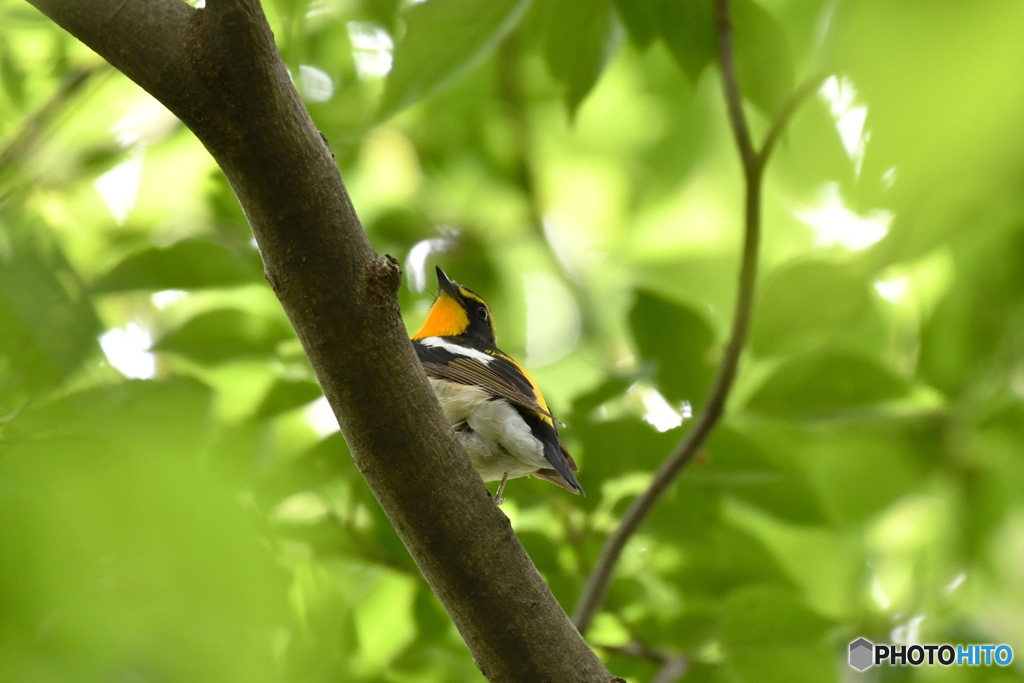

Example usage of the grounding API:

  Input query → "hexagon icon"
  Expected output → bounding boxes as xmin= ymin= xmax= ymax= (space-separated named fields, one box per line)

xmin=849 ymin=638 xmax=874 ymax=671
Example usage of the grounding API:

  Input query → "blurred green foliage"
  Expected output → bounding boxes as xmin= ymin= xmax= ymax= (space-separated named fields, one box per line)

xmin=2 ymin=0 xmax=1024 ymax=681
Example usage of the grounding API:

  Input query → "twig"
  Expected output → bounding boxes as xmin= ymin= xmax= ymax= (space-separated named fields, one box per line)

xmin=573 ymin=0 xmax=827 ymax=634
xmin=714 ymin=0 xmax=758 ymax=176
xmin=602 ymin=641 xmax=688 ymax=683
xmin=760 ymin=70 xmax=830 ymax=162
xmin=0 ymin=66 xmax=103 ymax=169
xmin=0 ymin=65 xmax=106 ymax=201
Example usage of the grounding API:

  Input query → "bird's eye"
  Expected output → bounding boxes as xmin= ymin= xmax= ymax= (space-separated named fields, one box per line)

xmin=478 ymin=307 xmax=489 ymax=322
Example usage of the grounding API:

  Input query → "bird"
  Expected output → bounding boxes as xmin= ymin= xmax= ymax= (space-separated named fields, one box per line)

xmin=411 ymin=266 xmax=583 ymax=502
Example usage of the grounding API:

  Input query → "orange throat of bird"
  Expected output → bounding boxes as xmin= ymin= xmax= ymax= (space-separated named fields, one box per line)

xmin=412 ymin=292 xmax=469 ymax=339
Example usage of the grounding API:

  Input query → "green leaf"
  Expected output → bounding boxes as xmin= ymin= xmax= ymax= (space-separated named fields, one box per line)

xmin=378 ymin=0 xmax=532 ymax=119
xmin=832 ymin=0 xmax=1024 ymax=238
xmin=154 ymin=308 xmax=294 ymax=365
xmin=0 ymin=379 xmax=288 ymax=683
xmin=517 ymin=531 xmax=562 ymax=575
xmin=92 ymin=238 xmax=264 ymax=292
xmin=544 ymin=0 xmax=616 ymax=117
xmin=629 ymin=289 xmax=717 ymax=407
xmin=719 ymin=586 xmax=837 ymax=683
xmin=632 ymin=607 xmax=719 ymax=654
xmin=654 ymin=0 xmax=794 ymax=114
xmin=251 ymin=378 xmax=323 ymax=420
xmin=361 ymin=0 xmax=404 ymax=33
xmin=657 ymin=0 xmax=716 ymax=83
xmin=919 ymin=230 xmax=1024 ymax=396
xmin=568 ymin=373 xmax=636 ymax=422
xmin=720 ymin=585 xmax=832 ymax=646
xmin=6 ymin=377 xmax=214 ymax=461
xmin=758 ymin=418 xmax=932 ymax=525
xmin=645 ymin=475 xmax=722 ymax=546
xmin=732 ymin=0 xmax=795 ymax=117
xmin=301 ymin=432 xmax=355 ymax=481
xmin=573 ymin=417 xmax=682 ymax=500
xmin=0 ymin=234 xmax=100 ymax=397
xmin=602 ymin=653 xmax=662 ymax=683
xmin=771 ymin=97 xmax=857 ymax=193
xmin=724 ymin=645 xmax=838 ymax=683
xmin=665 ymin=524 xmax=793 ymax=597
xmin=703 ymin=425 xmax=825 ymax=524
xmin=258 ymin=432 xmax=356 ymax=507
xmin=206 ymin=421 xmax=275 ymax=488
xmin=612 ymin=0 xmax=658 ymax=49
xmin=0 ymin=38 xmax=27 ymax=107
xmin=746 ymin=352 xmax=910 ymax=418
xmin=751 ymin=260 xmax=875 ymax=358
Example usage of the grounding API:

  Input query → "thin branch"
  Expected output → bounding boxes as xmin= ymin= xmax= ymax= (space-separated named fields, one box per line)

xmin=601 ymin=641 xmax=688 ymax=683
xmin=760 ymin=70 xmax=829 ymax=161
xmin=0 ymin=65 xmax=105 ymax=181
xmin=573 ymin=0 xmax=826 ymax=634
xmin=0 ymin=66 xmax=107 ymax=206
xmin=714 ymin=0 xmax=758 ymax=177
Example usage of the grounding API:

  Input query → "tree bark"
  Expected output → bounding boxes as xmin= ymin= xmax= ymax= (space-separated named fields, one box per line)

xmin=23 ymin=0 xmax=618 ymax=680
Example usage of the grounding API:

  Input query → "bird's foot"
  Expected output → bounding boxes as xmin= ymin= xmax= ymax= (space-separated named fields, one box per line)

xmin=494 ymin=472 xmax=509 ymax=505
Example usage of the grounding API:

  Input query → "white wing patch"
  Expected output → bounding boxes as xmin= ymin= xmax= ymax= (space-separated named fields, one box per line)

xmin=419 ymin=336 xmax=494 ymax=364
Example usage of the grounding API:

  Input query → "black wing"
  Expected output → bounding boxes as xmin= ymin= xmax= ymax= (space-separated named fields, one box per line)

xmin=414 ymin=341 xmax=556 ymax=421
xmin=413 ymin=339 xmax=583 ymax=494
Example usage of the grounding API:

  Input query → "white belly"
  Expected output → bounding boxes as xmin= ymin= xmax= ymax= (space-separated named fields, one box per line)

xmin=428 ymin=378 xmax=549 ymax=482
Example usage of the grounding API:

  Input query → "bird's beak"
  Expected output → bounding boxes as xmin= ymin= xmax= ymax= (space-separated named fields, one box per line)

xmin=435 ymin=266 xmax=461 ymax=300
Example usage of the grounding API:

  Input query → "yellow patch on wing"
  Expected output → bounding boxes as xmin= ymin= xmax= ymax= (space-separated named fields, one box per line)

xmin=412 ymin=292 xmax=469 ymax=339
xmin=486 ymin=350 xmax=552 ymax=416
xmin=422 ymin=356 xmax=559 ymax=426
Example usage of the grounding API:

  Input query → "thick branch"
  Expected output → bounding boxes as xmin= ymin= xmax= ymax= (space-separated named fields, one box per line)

xmin=24 ymin=0 xmax=615 ymax=680
xmin=24 ymin=0 xmax=194 ymax=104
xmin=573 ymin=0 xmax=823 ymax=634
